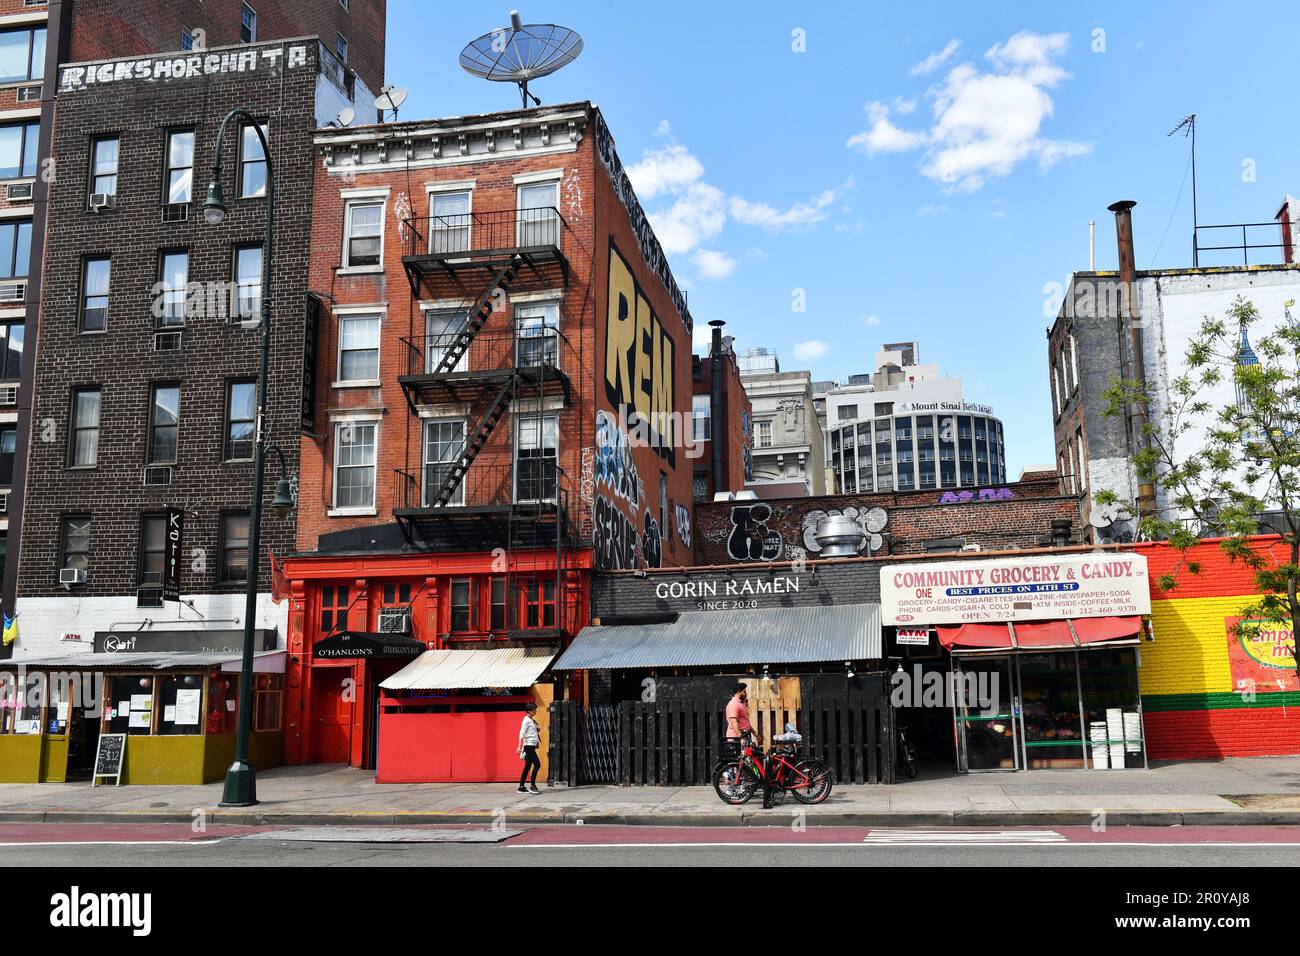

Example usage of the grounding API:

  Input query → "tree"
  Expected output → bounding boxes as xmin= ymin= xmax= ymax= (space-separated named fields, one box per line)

xmin=1096 ymin=295 xmax=1299 ymax=685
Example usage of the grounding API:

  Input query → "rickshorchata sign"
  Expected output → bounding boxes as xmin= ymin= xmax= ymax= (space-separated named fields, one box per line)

xmin=881 ymin=553 xmax=1151 ymax=625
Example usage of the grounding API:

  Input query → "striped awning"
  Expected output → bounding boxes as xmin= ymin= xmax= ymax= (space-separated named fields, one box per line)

xmin=552 ymin=603 xmax=881 ymax=671
xmin=380 ymin=647 xmax=555 ymax=691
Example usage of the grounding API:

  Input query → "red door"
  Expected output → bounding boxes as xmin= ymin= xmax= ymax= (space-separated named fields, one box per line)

xmin=313 ymin=669 xmax=353 ymax=764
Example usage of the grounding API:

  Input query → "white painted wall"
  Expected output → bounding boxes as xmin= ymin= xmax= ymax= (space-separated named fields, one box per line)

xmin=11 ymin=592 xmax=289 ymax=658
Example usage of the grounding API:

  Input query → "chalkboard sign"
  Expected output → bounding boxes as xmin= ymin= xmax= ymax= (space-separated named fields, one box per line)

xmin=92 ymin=733 xmax=126 ymax=787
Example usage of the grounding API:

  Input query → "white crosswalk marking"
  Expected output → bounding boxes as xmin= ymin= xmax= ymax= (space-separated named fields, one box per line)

xmin=865 ymin=829 xmax=1067 ymax=845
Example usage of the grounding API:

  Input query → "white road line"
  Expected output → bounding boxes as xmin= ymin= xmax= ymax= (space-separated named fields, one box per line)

xmin=0 ymin=839 xmax=225 ymax=848
xmin=865 ymin=829 xmax=1066 ymax=843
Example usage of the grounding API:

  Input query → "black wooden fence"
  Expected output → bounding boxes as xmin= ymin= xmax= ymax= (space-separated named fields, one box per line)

xmin=549 ymin=677 xmax=895 ymax=787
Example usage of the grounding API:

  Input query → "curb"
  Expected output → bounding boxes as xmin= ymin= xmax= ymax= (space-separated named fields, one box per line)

xmin=3 ymin=807 xmax=1298 ymax=827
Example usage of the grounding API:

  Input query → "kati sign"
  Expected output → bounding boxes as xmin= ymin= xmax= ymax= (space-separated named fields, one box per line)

xmin=881 ymin=553 xmax=1151 ymax=625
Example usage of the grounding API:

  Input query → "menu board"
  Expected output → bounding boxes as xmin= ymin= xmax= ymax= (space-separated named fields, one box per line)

xmin=93 ymin=733 xmax=126 ymax=786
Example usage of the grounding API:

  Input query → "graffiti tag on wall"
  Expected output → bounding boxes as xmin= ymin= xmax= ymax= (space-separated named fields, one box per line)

xmin=939 ymin=488 xmax=1015 ymax=505
xmin=801 ymin=506 xmax=889 ymax=556
xmin=674 ymin=503 xmax=693 ymax=550
xmin=726 ymin=504 xmax=784 ymax=562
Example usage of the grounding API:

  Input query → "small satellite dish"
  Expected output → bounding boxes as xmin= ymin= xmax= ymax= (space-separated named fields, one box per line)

xmin=375 ymin=85 xmax=408 ymax=122
xmin=460 ymin=10 xmax=584 ymax=108
xmin=337 ymin=106 xmax=356 ymax=128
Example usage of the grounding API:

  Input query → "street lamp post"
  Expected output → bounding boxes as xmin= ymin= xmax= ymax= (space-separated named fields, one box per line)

xmin=203 ymin=108 xmax=291 ymax=807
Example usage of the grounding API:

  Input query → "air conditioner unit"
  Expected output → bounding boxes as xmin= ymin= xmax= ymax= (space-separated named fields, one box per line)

xmin=89 ymin=193 xmax=116 ymax=213
xmin=154 ymin=330 xmax=183 ymax=353
xmin=377 ymin=607 xmax=411 ymax=634
xmin=161 ymin=203 xmax=188 ymax=224
xmin=59 ymin=567 xmax=87 ymax=586
xmin=0 ymin=386 xmax=17 ymax=406
xmin=143 ymin=465 xmax=173 ymax=487
xmin=6 ymin=182 xmax=32 ymax=201
xmin=137 ymin=587 xmax=164 ymax=609
xmin=0 ymin=281 xmax=26 ymax=303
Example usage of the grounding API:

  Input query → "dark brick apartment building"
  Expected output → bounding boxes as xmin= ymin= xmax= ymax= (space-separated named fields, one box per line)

xmin=10 ymin=30 xmax=381 ymax=660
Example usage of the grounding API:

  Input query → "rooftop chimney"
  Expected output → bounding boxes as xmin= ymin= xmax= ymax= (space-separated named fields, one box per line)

xmin=709 ymin=320 xmax=726 ymax=496
xmin=1277 ymin=194 xmax=1299 ymax=264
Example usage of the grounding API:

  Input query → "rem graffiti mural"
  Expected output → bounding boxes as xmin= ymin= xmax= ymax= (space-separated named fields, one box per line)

xmin=604 ymin=241 xmax=678 ymax=467
xmin=593 ymin=409 xmax=669 ymax=570
xmin=726 ymin=504 xmax=784 ymax=562
xmin=595 ymin=410 xmax=639 ymax=506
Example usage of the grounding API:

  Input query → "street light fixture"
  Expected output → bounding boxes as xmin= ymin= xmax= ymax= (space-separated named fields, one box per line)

xmin=205 ymin=108 xmax=278 ymax=808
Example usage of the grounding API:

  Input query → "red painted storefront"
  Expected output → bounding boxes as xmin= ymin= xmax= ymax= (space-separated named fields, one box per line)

xmin=281 ymin=548 xmax=590 ymax=775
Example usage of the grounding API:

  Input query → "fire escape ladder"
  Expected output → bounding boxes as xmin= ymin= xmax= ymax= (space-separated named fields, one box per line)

xmin=430 ymin=377 xmax=516 ymax=508
xmin=435 ymin=254 xmax=523 ymax=375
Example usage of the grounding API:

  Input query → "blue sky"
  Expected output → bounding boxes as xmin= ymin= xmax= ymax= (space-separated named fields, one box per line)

xmin=387 ymin=1 xmax=1300 ymax=476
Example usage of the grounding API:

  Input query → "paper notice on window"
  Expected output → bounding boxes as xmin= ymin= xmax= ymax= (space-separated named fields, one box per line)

xmin=117 ymin=701 xmax=132 ymax=717
xmin=163 ymin=705 xmax=177 ymax=722
xmin=129 ymin=694 xmax=153 ymax=711
xmin=225 ymin=699 xmax=236 ymax=712
xmin=128 ymin=710 xmax=152 ymax=729
xmin=56 ymin=702 xmax=70 ymax=722
xmin=174 ymin=689 xmax=201 ymax=726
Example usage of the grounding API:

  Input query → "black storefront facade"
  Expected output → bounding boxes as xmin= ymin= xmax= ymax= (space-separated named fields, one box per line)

xmin=549 ymin=559 xmax=897 ymax=785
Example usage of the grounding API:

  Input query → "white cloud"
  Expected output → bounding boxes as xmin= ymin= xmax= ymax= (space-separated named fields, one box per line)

xmin=649 ymin=182 xmax=727 ymax=255
xmin=793 ymin=340 xmax=830 ymax=361
xmin=861 ymin=314 xmax=882 ymax=327
xmin=847 ymin=30 xmax=1091 ymax=192
xmin=729 ymin=179 xmax=852 ymax=231
xmin=693 ymin=248 xmax=737 ymax=279
xmin=909 ymin=39 xmax=961 ymax=76
xmin=626 ymin=142 xmax=706 ymax=201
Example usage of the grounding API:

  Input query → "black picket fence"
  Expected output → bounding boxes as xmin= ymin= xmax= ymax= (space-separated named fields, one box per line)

xmin=549 ymin=683 xmax=896 ymax=787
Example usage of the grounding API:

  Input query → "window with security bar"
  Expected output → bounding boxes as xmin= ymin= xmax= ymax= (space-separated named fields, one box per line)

xmin=429 ymin=190 xmax=470 ymax=254
xmin=516 ymin=181 xmax=559 ymax=247
xmin=514 ymin=300 xmax=558 ymax=368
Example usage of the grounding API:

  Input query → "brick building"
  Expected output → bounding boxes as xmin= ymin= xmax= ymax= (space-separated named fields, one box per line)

xmin=690 ymin=320 xmax=751 ymax=504
xmin=12 ymin=35 xmax=378 ymax=666
xmin=282 ymin=101 xmax=699 ymax=776
xmin=0 ymin=0 xmax=384 ymax=660
xmin=693 ymin=468 xmax=1083 ymax=565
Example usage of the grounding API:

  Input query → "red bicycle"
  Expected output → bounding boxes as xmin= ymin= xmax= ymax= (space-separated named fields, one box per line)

xmin=713 ymin=726 xmax=834 ymax=807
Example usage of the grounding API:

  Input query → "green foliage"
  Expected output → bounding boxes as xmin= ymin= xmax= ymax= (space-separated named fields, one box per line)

xmin=1098 ymin=296 xmax=1299 ymax=667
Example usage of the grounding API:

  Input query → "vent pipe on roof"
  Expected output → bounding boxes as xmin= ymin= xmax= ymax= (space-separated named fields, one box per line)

xmin=709 ymin=320 xmax=726 ymax=495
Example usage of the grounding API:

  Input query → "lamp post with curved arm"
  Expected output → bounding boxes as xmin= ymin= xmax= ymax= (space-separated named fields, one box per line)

xmin=202 ymin=108 xmax=289 ymax=807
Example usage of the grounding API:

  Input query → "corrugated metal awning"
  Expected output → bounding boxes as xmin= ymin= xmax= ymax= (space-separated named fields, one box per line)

xmin=380 ymin=647 xmax=555 ymax=691
xmin=552 ymin=603 xmax=881 ymax=671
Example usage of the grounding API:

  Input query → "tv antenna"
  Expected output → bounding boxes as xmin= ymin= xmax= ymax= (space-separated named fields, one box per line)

xmin=375 ymin=85 xmax=408 ymax=122
xmin=460 ymin=10 xmax=584 ymax=108
xmin=1168 ymin=114 xmax=1199 ymax=266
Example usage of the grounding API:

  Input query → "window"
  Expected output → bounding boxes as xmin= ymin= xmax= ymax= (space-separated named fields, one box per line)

xmin=0 ymin=321 xmax=21 ymax=380
xmin=874 ymin=402 xmax=894 ymax=417
xmin=514 ymin=300 xmax=558 ymax=367
xmin=343 ymin=200 xmax=382 ymax=267
xmin=429 ymin=190 xmax=470 ymax=254
xmin=1068 ymin=333 xmax=1079 ymax=391
xmin=0 ymin=424 xmax=13 ymax=486
xmin=0 ymin=27 xmax=46 ymax=83
xmin=60 ymin=515 xmax=90 ymax=573
xmin=81 ymin=257 xmax=110 ymax=332
xmin=138 ymin=514 xmax=165 ymax=586
xmin=254 ymin=674 xmax=283 ymax=731
xmin=0 ymin=220 xmax=31 ymax=278
xmin=515 ymin=414 xmax=557 ymax=502
xmin=659 ymin=473 xmax=668 ymax=537
xmin=424 ymin=309 xmax=468 ymax=372
xmin=239 ymin=123 xmax=267 ymax=198
xmin=381 ymin=582 xmax=412 ymax=606
xmin=337 ymin=313 xmax=380 ymax=382
xmin=90 ymin=136 xmax=118 ymax=195
xmin=219 ymin=512 xmax=250 ymax=583
xmin=148 ymin=384 xmax=180 ymax=465
xmin=70 ymin=388 xmax=100 ymax=467
xmin=523 ymin=579 xmax=556 ymax=628
xmin=334 ymin=33 xmax=348 ymax=62
xmin=754 ymin=420 xmax=773 ymax=448
xmin=157 ymin=251 xmax=187 ymax=327
xmin=240 ymin=3 xmax=257 ymax=43
xmin=692 ymin=394 xmax=711 ymax=441
xmin=517 ymin=180 xmax=559 ymax=246
xmin=181 ymin=28 xmax=195 ymax=51
xmin=838 ymin=404 xmax=858 ymax=422
xmin=225 ymin=380 xmax=256 ymax=461
xmin=165 ymin=130 xmax=194 ymax=204
xmin=0 ymin=121 xmax=38 ymax=179
xmin=423 ymin=419 xmax=465 ymax=507
xmin=489 ymin=577 xmax=507 ymax=630
xmin=233 ymin=245 xmax=262 ymax=321
xmin=450 ymin=577 xmax=476 ymax=632
xmin=693 ymin=474 xmax=708 ymax=502
xmin=334 ymin=421 xmax=376 ymax=509
xmin=320 ymin=585 xmax=350 ymax=633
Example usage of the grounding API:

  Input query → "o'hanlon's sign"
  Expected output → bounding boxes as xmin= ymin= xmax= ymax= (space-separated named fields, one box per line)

xmin=59 ymin=43 xmax=312 ymax=92
xmin=881 ymin=553 xmax=1151 ymax=625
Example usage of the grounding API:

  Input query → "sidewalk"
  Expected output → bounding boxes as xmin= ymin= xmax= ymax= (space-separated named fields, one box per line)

xmin=1 ymin=757 xmax=1298 ymax=827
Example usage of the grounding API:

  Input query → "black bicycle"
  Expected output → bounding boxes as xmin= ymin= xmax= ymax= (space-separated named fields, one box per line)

xmin=897 ymin=723 xmax=919 ymax=780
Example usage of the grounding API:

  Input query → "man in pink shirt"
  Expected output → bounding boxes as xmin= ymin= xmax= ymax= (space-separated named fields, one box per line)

xmin=725 ymin=683 xmax=758 ymax=742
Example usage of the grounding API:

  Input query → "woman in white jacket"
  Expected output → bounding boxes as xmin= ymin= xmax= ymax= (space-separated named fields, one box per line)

xmin=517 ymin=702 xmax=541 ymax=794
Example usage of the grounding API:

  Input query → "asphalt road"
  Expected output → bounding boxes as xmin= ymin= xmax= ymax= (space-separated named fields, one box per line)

xmin=4 ymin=823 xmax=1300 ymax=866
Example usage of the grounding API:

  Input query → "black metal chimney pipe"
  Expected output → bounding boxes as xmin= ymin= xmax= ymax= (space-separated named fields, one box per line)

xmin=709 ymin=320 xmax=726 ymax=495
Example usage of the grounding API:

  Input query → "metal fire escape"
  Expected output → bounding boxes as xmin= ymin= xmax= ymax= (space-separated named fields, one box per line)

xmin=392 ymin=207 xmax=579 ymax=640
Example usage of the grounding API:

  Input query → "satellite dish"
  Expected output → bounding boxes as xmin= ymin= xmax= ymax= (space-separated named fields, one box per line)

xmin=460 ymin=10 xmax=584 ymax=108
xmin=1089 ymin=500 xmax=1129 ymax=530
xmin=375 ymin=85 xmax=408 ymax=121
xmin=337 ymin=106 xmax=356 ymax=128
